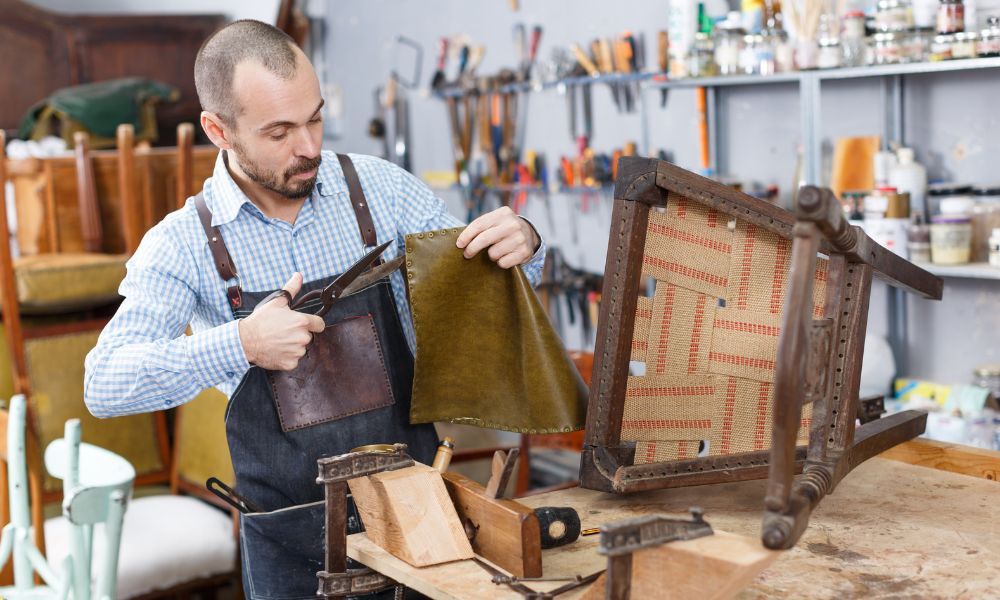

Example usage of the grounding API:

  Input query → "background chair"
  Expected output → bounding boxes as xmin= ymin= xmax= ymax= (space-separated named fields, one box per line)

xmin=0 ymin=394 xmax=135 ymax=600
xmin=1 ymin=124 xmax=237 ymax=595
xmin=42 ymin=388 xmax=239 ymax=600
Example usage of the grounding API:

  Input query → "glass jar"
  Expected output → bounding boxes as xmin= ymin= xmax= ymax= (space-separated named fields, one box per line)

xmin=741 ymin=34 xmax=762 ymax=75
xmin=814 ymin=13 xmax=842 ymax=68
xmin=760 ymin=27 xmax=786 ymax=74
xmin=952 ymin=31 xmax=979 ymax=57
xmin=930 ymin=33 xmax=955 ymax=59
xmin=908 ymin=26 xmax=936 ymax=60
xmin=937 ymin=0 xmax=965 ymax=34
xmin=715 ymin=24 xmax=747 ymax=75
xmin=970 ymin=186 xmax=1000 ymax=262
xmin=689 ymin=33 xmax=718 ymax=77
xmin=768 ymin=27 xmax=795 ymax=71
xmin=930 ymin=215 xmax=973 ymax=264
xmin=818 ymin=37 xmax=843 ymax=68
xmin=873 ymin=31 xmax=905 ymax=63
xmin=980 ymin=16 xmax=1000 ymax=55
xmin=842 ymin=11 xmax=869 ymax=66
xmin=990 ymin=228 xmax=1000 ymax=267
xmin=877 ymin=0 xmax=915 ymax=31
xmin=907 ymin=218 xmax=932 ymax=262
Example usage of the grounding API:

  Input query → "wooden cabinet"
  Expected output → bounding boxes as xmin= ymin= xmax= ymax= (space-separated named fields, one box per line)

xmin=0 ymin=0 xmax=225 ymax=146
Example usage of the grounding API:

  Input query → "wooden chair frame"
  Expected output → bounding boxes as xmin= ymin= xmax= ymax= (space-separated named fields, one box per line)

xmin=579 ymin=157 xmax=942 ymax=549
xmin=0 ymin=129 xmax=173 ymax=499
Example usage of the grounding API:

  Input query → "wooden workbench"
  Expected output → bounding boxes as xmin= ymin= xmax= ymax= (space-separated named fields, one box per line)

xmin=348 ymin=446 xmax=1000 ymax=599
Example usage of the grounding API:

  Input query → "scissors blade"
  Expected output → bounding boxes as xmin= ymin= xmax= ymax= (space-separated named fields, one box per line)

xmin=319 ymin=240 xmax=393 ymax=311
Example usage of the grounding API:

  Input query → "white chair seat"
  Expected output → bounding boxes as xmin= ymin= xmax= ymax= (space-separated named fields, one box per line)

xmin=44 ymin=495 xmax=236 ymax=599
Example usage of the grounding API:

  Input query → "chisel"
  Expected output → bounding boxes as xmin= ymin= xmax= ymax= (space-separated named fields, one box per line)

xmin=597 ymin=37 xmax=619 ymax=111
xmin=431 ymin=37 xmax=449 ymax=90
xmin=658 ymin=30 xmax=670 ymax=107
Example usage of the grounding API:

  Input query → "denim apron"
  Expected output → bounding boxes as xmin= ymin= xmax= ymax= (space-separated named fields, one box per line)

xmin=194 ymin=154 xmax=437 ymax=599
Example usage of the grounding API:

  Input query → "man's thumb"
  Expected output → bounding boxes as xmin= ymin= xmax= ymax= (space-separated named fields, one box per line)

xmin=282 ymin=272 xmax=304 ymax=299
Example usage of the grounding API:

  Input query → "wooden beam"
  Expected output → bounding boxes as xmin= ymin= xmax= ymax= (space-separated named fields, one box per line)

xmin=579 ymin=531 xmax=779 ymax=600
xmin=349 ymin=463 xmax=474 ymax=568
xmin=880 ymin=438 xmax=1000 ymax=482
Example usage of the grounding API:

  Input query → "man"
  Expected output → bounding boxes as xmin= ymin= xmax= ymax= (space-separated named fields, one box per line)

xmin=84 ymin=20 xmax=544 ymax=599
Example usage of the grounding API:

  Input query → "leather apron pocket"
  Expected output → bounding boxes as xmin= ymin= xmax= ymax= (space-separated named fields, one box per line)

xmin=268 ymin=314 xmax=395 ymax=432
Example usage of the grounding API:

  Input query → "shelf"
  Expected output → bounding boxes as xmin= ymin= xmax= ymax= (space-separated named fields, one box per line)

xmin=919 ymin=262 xmax=1000 ymax=280
xmin=813 ymin=55 xmax=1000 ymax=81
xmin=437 ymin=56 xmax=1000 ymax=98
xmin=430 ymin=183 xmax=614 ymax=195
xmin=649 ymin=71 xmax=803 ymax=89
xmin=648 ymin=56 xmax=1000 ymax=88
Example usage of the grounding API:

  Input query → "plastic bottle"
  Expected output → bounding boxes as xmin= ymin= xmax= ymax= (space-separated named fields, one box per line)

xmin=889 ymin=147 xmax=927 ymax=216
xmin=669 ymin=0 xmax=700 ymax=76
xmin=874 ymin=150 xmax=898 ymax=188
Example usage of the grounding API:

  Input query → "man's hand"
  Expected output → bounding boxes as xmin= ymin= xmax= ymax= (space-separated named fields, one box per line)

xmin=238 ymin=273 xmax=326 ymax=370
xmin=455 ymin=206 xmax=540 ymax=269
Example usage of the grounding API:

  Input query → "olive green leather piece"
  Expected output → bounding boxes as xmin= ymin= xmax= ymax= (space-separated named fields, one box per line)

xmin=405 ymin=228 xmax=587 ymax=434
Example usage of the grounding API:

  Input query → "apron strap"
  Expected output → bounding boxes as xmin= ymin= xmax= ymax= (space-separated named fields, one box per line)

xmin=194 ymin=191 xmax=244 ymax=311
xmin=336 ymin=153 xmax=378 ymax=249
xmin=192 ymin=154 xmax=380 ymax=312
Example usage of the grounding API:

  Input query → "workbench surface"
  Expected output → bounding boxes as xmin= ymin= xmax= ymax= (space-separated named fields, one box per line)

xmin=347 ymin=456 xmax=999 ymax=599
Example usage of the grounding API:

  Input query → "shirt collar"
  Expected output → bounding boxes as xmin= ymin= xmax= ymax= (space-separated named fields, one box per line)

xmin=205 ymin=150 xmax=343 ymax=227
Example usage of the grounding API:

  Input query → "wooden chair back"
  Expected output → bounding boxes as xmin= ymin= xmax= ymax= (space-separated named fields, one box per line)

xmin=579 ymin=157 xmax=942 ymax=548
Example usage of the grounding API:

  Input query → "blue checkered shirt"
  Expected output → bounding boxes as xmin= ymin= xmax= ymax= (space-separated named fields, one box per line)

xmin=84 ymin=150 xmax=546 ymax=417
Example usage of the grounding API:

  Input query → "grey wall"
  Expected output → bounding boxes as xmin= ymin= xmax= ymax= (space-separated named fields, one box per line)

xmin=23 ymin=0 xmax=998 ymax=385
xmin=25 ymin=0 xmax=280 ymax=20
xmin=325 ymin=0 xmax=1000 ymax=385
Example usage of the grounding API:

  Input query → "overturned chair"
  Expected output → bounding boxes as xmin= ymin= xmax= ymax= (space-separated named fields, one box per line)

xmin=579 ymin=157 xmax=942 ymax=549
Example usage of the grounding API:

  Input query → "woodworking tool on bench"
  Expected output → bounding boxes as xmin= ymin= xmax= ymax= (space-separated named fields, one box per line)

xmin=598 ymin=508 xmax=714 ymax=600
xmin=440 ymin=446 xmax=583 ymax=579
xmin=315 ymin=444 xmax=414 ymax=598
xmin=474 ymin=556 xmax=604 ymax=599
xmin=432 ymin=436 xmax=456 ymax=472
xmin=482 ymin=449 xmax=582 ymax=548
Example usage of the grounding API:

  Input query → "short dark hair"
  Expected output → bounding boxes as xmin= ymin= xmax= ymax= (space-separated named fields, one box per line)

xmin=194 ymin=19 xmax=298 ymax=126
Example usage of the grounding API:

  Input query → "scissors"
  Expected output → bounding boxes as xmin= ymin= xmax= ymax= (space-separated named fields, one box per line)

xmin=259 ymin=240 xmax=393 ymax=317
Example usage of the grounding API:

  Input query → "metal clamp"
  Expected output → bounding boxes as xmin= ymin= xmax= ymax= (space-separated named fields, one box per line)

xmin=599 ymin=508 xmax=713 ymax=600
xmin=316 ymin=444 xmax=414 ymax=598
xmin=317 ymin=568 xmax=399 ymax=597
xmin=598 ymin=507 xmax=712 ymax=557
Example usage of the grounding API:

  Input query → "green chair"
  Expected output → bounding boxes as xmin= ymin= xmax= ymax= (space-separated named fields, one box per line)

xmin=0 ymin=394 xmax=134 ymax=600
